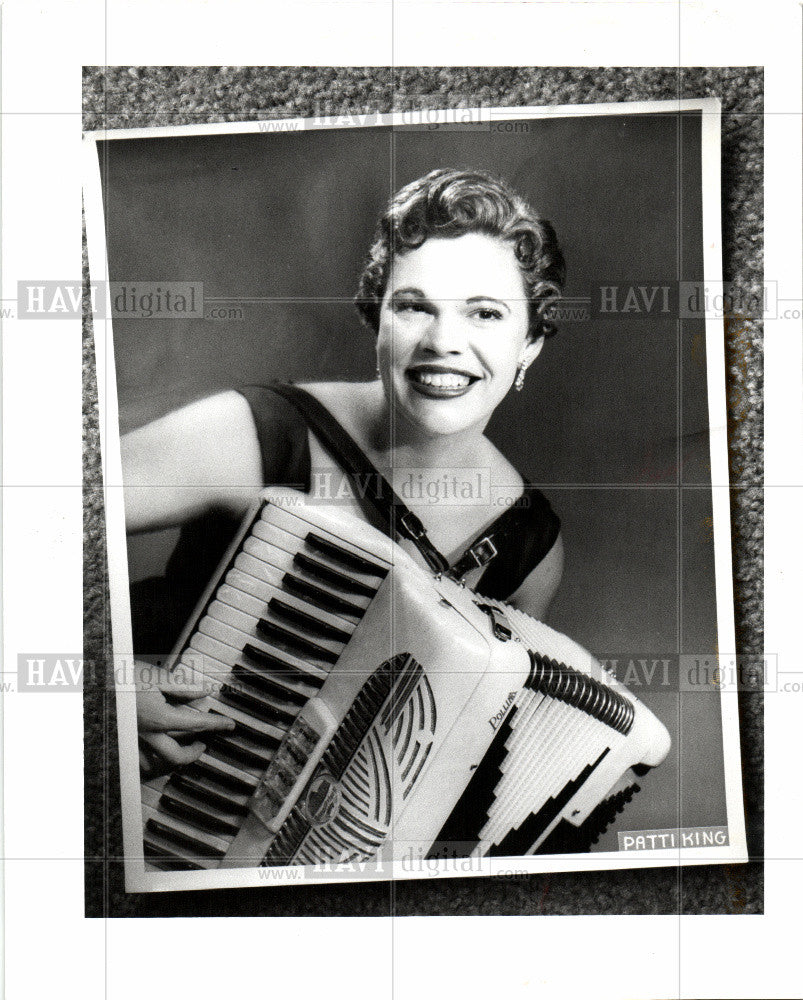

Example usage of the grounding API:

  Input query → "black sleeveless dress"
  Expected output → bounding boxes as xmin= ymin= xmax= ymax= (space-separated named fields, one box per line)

xmin=130 ymin=383 xmax=560 ymax=656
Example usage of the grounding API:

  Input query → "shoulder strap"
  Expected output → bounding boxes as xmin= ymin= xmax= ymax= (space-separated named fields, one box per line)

xmin=447 ymin=496 xmax=527 ymax=582
xmin=470 ymin=487 xmax=561 ymax=600
xmin=268 ymin=383 xmax=451 ymax=575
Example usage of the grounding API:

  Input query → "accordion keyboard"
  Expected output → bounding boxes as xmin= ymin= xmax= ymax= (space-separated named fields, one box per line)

xmin=136 ymin=490 xmax=671 ymax=880
xmin=141 ymin=500 xmax=392 ymax=871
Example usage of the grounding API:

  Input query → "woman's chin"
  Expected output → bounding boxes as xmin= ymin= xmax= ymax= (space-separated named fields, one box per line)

xmin=390 ymin=382 xmax=490 ymax=439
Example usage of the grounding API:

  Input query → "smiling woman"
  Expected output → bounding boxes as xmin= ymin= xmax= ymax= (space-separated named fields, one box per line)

xmin=378 ymin=233 xmax=542 ymax=438
xmin=123 ymin=167 xmax=567 ymax=770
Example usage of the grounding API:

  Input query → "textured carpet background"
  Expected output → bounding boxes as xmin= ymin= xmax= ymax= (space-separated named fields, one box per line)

xmin=83 ymin=67 xmax=763 ymax=918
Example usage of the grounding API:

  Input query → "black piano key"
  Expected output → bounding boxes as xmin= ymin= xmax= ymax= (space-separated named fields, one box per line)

xmin=256 ymin=618 xmax=339 ymax=664
xmin=168 ymin=773 xmax=249 ymax=816
xmin=304 ymin=533 xmax=388 ymax=578
xmin=205 ymin=732 xmax=277 ymax=771
xmin=231 ymin=663 xmax=310 ymax=706
xmin=219 ymin=682 xmax=297 ymax=728
xmin=243 ymin=643 xmax=326 ymax=687
xmin=267 ymin=598 xmax=351 ymax=644
xmin=143 ymin=840 xmax=205 ymax=871
xmin=204 ymin=744 xmax=261 ymax=774
xmin=281 ymin=573 xmax=363 ymax=618
xmin=182 ymin=760 xmax=255 ymax=797
xmin=209 ymin=710 xmax=283 ymax=749
xmin=294 ymin=553 xmax=377 ymax=599
xmin=146 ymin=817 xmax=226 ymax=860
xmin=158 ymin=793 xmax=242 ymax=838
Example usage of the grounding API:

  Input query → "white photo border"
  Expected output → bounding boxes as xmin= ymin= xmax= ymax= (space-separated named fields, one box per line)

xmin=82 ymin=97 xmax=748 ymax=895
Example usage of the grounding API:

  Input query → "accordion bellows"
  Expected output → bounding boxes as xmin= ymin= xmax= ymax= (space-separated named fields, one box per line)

xmin=140 ymin=489 xmax=671 ymax=873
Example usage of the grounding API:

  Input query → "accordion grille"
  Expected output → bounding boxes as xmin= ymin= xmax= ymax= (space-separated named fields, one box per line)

xmin=263 ymin=653 xmax=437 ymax=866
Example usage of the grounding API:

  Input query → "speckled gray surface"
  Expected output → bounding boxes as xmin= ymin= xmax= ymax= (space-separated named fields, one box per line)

xmin=83 ymin=67 xmax=763 ymax=917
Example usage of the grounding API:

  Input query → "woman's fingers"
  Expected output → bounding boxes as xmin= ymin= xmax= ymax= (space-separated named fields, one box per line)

xmin=159 ymin=664 xmax=220 ymax=700
xmin=144 ymin=698 xmax=236 ymax=734
xmin=165 ymin=705 xmax=237 ymax=732
xmin=140 ymin=732 xmax=207 ymax=768
xmin=137 ymin=663 xmax=215 ymax=701
xmin=136 ymin=684 xmax=237 ymax=733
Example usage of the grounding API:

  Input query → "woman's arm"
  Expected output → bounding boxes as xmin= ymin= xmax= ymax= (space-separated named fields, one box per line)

xmin=122 ymin=390 xmax=263 ymax=533
xmin=505 ymin=531 xmax=564 ymax=621
xmin=123 ymin=391 xmax=264 ymax=770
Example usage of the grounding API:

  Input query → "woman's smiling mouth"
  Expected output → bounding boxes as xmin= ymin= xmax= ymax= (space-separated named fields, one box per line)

xmin=405 ymin=366 xmax=480 ymax=398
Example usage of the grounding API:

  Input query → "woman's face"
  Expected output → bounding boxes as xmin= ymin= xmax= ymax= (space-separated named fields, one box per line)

xmin=376 ymin=232 xmax=544 ymax=440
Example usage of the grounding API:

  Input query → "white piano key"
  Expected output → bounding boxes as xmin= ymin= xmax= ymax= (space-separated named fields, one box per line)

xmin=142 ymin=819 xmax=220 ymax=871
xmin=233 ymin=549 xmax=286 ymax=588
xmin=141 ymin=773 xmax=170 ymax=796
xmin=239 ymin=539 xmax=377 ymax=608
xmin=188 ymin=693 xmax=287 ymax=744
xmin=260 ymin=502 xmax=391 ymax=571
xmin=178 ymin=649 xmax=229 ymax=692
xmin=186 ymin=631 xmax=242 ymax=669
xmin=216 ymin=582 xmax=267 ymax=620
xmin=203 ymin=602 xmax=343 ymax=664
xmin=159 ymin=780 xmax=244 ymax=830
xmin=185 ymin=635 xmax=324 ymax=707
xmin=226 ymin=565 xmax=365 ymax=623
xmin=253 ymin=519 xmax=385 ymax=589
xmin=192 ymin=617 xmax=330 ymax=681
xmin=142 ymin=787 xmax=232 ymax=854
xmin=196 ymin=751 xmax=259 ymax=790
xmin=217 ymin=576 xmax=358 ymax=636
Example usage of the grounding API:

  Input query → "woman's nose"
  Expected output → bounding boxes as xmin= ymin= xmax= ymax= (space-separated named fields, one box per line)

xmin=420 ymin=309 xmax=466 ymax=354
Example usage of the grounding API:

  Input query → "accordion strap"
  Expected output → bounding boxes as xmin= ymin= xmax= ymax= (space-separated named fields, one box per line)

xmin=268 ymin=382 xmax=451 ymax=575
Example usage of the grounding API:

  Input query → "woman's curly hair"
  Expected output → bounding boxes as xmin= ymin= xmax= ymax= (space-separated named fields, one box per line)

xmin=355 ymin=167 xmax=565 ymax=341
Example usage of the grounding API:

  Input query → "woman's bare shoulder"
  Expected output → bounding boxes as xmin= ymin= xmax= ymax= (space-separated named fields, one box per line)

xmin=125 ymin=389 xmax=256 ymax=452
xmin=298 ymin=380 xmax=374 ymax=409
xmin=297 ymin=380 xmax=383 ymax=442
xmin=121 ymin=390 xmax=262 ymax=531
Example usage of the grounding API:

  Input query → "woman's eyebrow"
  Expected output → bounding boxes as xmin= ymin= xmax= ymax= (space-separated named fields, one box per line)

xmin=390 ymin=286 xmax=428 ymax=299
xmin=466 ymin=295 xmax=511 ymax=313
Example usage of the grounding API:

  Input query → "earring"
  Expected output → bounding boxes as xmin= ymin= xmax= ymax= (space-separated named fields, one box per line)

xmin=514 ymin=363 xmax=528 ymax=392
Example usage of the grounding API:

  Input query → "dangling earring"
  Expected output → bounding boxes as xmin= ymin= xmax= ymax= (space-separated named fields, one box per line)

xmin=376 ymin=362 xmax=381 ymax=380
xmin=514 ymin=362 xmax=528 ymax=392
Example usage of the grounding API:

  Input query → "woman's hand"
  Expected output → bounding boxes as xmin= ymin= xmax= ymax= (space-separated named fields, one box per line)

xmin=135 ymin=662 xmax=236 ymax=776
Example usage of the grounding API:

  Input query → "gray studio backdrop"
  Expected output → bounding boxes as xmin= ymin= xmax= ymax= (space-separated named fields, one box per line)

xmin=97 ymin=109 xmax=724 ymax=848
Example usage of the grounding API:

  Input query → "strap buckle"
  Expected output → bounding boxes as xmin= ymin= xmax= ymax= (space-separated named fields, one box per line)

xmin=446 ymin=535 xmax=498 ymax=586
xmin=397 ymin=511 xmax=450 ymax=575
xmin=398 ymin=511 xmax=427 ymax=540
xmin=466 ymin=536 xmax=498 ymax=569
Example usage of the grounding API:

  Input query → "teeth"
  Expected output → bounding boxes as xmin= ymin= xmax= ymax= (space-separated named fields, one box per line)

xmin=412 ymin=371 xmax=472 ymax=388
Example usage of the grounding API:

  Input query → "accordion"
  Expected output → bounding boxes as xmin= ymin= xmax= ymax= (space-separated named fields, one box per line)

xmin=140 ymin=489 xmax=671 ymax=872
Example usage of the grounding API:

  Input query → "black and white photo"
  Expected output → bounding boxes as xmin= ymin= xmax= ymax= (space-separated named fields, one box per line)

xmin=83 ymin=95 xmax=749 ymax=899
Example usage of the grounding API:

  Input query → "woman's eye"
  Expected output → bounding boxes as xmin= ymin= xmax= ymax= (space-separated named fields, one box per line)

xmin=473 ymin=307 xmax=503 ymax=321
xmin=394 ymin=301 xmax=429 ymax=315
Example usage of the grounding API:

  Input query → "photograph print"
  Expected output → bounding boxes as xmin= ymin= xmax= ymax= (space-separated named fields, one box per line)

xmin=83 ymin=94 xmax=748 ymax=899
